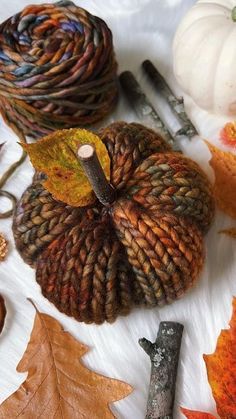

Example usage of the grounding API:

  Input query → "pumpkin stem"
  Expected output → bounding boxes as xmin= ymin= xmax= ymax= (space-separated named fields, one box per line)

xmin=77 ymin=144 xmax=116 ymax=206
xmin=232 ymin=7 xmax=236 ymax=21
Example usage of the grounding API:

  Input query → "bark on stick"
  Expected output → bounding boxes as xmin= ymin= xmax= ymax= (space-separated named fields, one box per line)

xmin=119 ymin=71 xmax=180 ymax=151
xmin=77 ymin=144 xmax=116 ymax=206
xmin=142 ymin=60 xmax=197 ymax=139
xmin=139 ymin=321 xmax=184 ymax=419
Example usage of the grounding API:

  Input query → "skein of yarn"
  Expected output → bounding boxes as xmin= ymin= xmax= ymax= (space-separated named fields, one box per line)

xmin=13 ymin=122 xmax=215 ymax=324
xmin=0 ymin=0 xmax=118 ymax=138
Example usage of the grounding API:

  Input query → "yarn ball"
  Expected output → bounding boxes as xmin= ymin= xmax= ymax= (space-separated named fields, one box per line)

xmin=0 ymin=0 xmax=118 ymax=138
xmin=13 ymin=122 xmax=215 ymax=324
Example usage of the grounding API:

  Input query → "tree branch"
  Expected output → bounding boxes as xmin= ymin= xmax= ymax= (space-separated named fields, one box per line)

xmin=139 ymin=321 xmax=184 ymax=419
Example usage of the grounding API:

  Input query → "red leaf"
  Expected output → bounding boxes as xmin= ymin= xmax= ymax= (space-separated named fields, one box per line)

xmin=181 ymin=407 xmax=216 ymax=419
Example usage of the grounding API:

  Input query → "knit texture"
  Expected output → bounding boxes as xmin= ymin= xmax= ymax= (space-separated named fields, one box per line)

xmin=13 ymin=122 xmax=215 ymax=324
xmin=0 ymin=0 xmax=118 ymax=138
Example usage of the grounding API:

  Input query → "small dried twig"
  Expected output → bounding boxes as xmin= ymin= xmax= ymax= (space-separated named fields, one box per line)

xmin=139 ymin=321 xmax=183 ymax=419
xmin=0 ymin=131 xmax=27 ymax=219
xmin=119 ymin=71 xmax=181 ymax=151
xmin=77 ymin=143 xmax=116 ymax=206
xmin=0 ymin=190 xmax=17 ymax=219
xmin=0 ymin=294 xmax=6 ymax=335
xmin=142 ymin=60 xmax=198 ymax=139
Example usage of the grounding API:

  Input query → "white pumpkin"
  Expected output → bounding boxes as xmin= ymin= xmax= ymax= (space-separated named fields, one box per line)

xmin=173 ymin=0 xmax=236 ymax=116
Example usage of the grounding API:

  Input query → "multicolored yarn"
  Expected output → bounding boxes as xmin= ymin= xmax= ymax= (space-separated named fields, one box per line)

xmin=0 ymin=0 xmax=117 ymax=138
xmin=13 ymin=122 xmax=215 ymax=324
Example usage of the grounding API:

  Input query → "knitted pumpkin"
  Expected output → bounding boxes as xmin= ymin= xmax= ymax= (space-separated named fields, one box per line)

xmin=13 ymin=122 xmax=215 ymax=324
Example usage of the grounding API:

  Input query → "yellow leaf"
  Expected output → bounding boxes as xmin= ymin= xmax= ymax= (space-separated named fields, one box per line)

xmin=0 ymin=305 xmax=132 ymax=418
xmin=22 ymin=128 xmax=110 ymax=207
xmin=206 ymin=142 xmax=236 ymax=219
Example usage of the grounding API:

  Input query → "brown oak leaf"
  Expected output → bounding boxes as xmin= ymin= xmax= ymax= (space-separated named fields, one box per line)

xmin=182 ymin=297 xmax=236 ymax=418
xmin=0 ymin=304 xmax=132 ymax=418
xmin=220 ymin=228 xmax=236 ymax=239
xmin=22 ymin=128 xmax=110 ymax=207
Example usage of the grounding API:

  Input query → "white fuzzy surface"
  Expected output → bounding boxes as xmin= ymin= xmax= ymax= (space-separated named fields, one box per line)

xmin=0 ymin=1 xmax=235 ymax=418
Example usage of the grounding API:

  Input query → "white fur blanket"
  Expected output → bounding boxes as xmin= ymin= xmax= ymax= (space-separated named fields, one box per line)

xmin=0 ymin=1 xmax=235 ymax=418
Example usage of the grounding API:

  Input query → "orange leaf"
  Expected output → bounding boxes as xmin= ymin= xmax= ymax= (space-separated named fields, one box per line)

xmin=203 ymin=297 xmax=236 ymax=418
xmin=206 ymin=142 xmax=236 ymax=219
xmin=0 ymin=305 xmax=132 ymax=418
xmin=181 ymin=407 xmax=216 ymax=419
xmin=22 ymin=128 xmax=110 ymax=207
xmin=220 ymin=122 xmax=236 ymax=149
xmin=220 ymin=228 xmax=236 ymax=238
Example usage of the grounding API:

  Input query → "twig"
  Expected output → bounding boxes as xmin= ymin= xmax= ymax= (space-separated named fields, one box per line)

xmin=0 ymin=190 xmax=17 ymax=219
xmin=142 ymin=60 xmax=198 ymax=139
xmin=139 ymin=321 xmax=184 ymax=419
xmin=77 ymin=144 xmax=116 ymax=206
xmin=119 ymin=71 xmax=180 ymax=151
xmin=0 ymin=149 xmax=26 ymax=218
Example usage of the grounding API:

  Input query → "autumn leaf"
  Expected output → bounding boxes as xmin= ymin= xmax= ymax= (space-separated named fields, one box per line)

xmin=0 ymin=304 xmax=132 ymax=418
xmin=22 ymin=128 xmax=110 ymax=207
xmin=206 ymin=142 xmax=236 ymax=220
xmin=204 ymin=297 xmax=236 ymax=418
xmin=220 ymin=121 xmax=236 ymax=149
xmin=220 ymin=228 xmax=236 ymax=239
xmin=181 ymin=408 xmax=216 ymax=419
xmin=182 ymin=297 xmax=236 ymax=419
xmin=0 ymin=294 xmax=6 ymax=335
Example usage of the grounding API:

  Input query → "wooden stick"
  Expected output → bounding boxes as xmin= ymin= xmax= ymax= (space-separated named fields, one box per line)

xmin=142 ymin=60 xmax=198 ymax=139
xmin=139 ymin=321 xmax=184 ymax=419
xmin=119 ymin=71 xmax=181 ymax=151
xmin=77 ymin=144 xmax=116 ymax=206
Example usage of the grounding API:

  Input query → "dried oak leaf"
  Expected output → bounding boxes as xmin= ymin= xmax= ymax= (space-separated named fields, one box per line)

xmin=220 ymin=228 xmax=236 ymax=239
xmin=182 ymin=297 xmax=236 ymax=419
xmin=22 ymin=128 xmax=110 ymax=207
xmin=0 ymin=294 xmax=6 ymax=335
xmin=206 ymin=142 xmax=236 ymax=219
xmin=0 ymin=306 xmax=132 ymax=418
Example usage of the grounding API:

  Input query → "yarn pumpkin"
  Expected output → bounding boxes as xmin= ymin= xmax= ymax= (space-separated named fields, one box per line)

xmin=13 ymin=122 xmax=215 ymax=324
xmin=0 ymin=0 xmax=117 ymax=139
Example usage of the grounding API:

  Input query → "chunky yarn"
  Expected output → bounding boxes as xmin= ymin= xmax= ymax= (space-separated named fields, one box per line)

xmin=13 ymin=122 xmax=215 ymax=324
xmin=0 ymin=0 xmax=117 ymax=138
